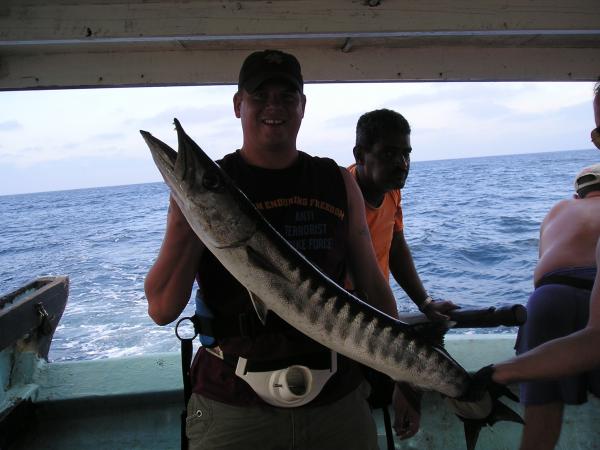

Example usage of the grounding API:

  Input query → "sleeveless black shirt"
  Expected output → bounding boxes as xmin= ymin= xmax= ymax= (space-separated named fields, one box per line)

xmin=191 ymin=150 xmax=364 ymax=406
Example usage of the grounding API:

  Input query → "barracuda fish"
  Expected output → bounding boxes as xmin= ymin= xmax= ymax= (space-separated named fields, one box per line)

xmin=141 ymin=119 xmax=521 ymax=449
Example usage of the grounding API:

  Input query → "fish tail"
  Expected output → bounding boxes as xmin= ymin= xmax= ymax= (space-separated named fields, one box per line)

xmin=448 ymin=365 xmax=523 ymax=450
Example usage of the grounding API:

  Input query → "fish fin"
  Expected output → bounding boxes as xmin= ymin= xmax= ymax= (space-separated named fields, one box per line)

xmin=457 ymin=397 xmax=523 ymax=450
xmin=449 ymin=365 xmax=523 ymax=450
xmin=248 ymin=291 xmax=269 ymax=325
xmin=173 ymin=118 xmax=192 ymax=182
xmin=463 ymin=419 xmax=483 ymax=450
xmin=246 ymin=245 xmax=289 ymax=280
xmin=409 ymin=321 xmax=449 ymax=346
xmin=487 ymin=399 xmax=524 ymax=426
xmin=244 ymin=245 xmax=289 ymax=325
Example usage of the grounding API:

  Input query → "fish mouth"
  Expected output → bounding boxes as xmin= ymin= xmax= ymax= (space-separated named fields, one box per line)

xmin=140 ymin=130 xmax=177 ymax=175
xmin=140 ymin=126 xmax=192 ymax=211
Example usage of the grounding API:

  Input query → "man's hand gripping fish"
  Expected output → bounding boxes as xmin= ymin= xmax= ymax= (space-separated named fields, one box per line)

xmin=141 ymin=120 xmax=522 ymax=450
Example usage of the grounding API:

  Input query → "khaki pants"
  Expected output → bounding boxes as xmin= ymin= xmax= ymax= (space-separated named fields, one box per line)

xmin=186 ymin=381 xmax=379 ymax=450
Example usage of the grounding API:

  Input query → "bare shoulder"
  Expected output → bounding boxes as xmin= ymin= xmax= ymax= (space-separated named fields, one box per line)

xmin=338 ymin=167 xmax=370 ymax=239
xmin=548 ymin=198 xmax=573 ymax=213
xmin=338 ymin=166 xmax=353 ymax=183
xmin=339 ymin=166 xmax=362 ymax=205
xmin=558 ymin=196 xmax=600 ymax=217
xmin=542 ymin=199 xmax=575 ymax=223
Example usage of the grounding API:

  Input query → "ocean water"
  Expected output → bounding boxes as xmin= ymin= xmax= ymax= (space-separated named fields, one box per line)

xmin=0 ymin=149 xmax=598 ymax=362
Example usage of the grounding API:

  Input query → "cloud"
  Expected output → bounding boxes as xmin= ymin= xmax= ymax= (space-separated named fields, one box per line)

xmin=0 ymin=82 xmax=596 ymax=195
xmin=0 ymin=141 xmax=145 ymax=168
xmin=92 ymin=132 xmax=126 ymax=141
xmin=0 ymin=120 xmax=22 ymax=132
xmin=130 ymin=105 xmax=233 ymax=129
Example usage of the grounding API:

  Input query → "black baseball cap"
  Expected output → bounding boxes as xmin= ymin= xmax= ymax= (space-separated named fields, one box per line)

xmin=238 ymin=50 xmax=303 ymax=93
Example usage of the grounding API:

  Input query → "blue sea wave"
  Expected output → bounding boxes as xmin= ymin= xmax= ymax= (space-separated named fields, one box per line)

xmin=0 ymin=149 xmax=597 ymax=361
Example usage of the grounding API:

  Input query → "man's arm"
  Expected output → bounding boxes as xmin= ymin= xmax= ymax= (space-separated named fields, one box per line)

xmin=341 ymin=170 xmax=435 ymax=438
xmin=389 ymin=231 xmax=427 ymax=305
xmin=589 ymin=82 xmax=599 ymax=149
xmin=493 ymin=239 xmax=600 ymax=384
xmin=593 ymin=83 xmax=600 ymax=129
xmin=145 ymin=196 xmax=205 ymax=325
xmin=389 ymin=231 xmax=458 ymax=320
xmin=340 ymin=168 xmax=398 ymax=318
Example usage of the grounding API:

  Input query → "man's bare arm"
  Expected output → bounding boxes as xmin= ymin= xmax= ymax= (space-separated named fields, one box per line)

xmin=389 ymin=232 xmax=458 ymax=320
xmin=389 ymin=231 xmax=427 ymax=304
xmin=145 ymin=196 xmax=205 ymax=325
xmin=340 ymin=168 xmax=399 ymax=319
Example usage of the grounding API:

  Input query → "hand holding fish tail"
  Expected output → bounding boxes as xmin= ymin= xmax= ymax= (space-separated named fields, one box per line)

xmin=450 ymin=365 xmax=521 ymax=418
xmin=466 ymin=365 xmax=519 ymax=404
xmin=447 ymin=365 xmax=523 ymax=450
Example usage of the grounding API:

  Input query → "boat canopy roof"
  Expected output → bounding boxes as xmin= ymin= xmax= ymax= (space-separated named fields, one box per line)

xmin=1 ymin=0 xmax=599 ymax=91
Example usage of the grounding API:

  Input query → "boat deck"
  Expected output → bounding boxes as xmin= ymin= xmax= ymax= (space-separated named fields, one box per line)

xmin=4 ymin=335 xmax=599 ymax=449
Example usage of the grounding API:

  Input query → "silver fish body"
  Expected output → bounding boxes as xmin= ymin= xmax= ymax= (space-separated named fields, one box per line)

xmin=141 ymin=119 xmax=470 ymax=398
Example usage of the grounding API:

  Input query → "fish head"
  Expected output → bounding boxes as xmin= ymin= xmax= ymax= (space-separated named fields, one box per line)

xmin=141 ymin=119 xmax=257 ymax=249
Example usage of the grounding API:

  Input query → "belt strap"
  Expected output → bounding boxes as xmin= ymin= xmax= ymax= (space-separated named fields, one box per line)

xmin=180 ymin=338 xmax=194 ymax=450
xmin=188 ymin=312 xmax=294 ymax=339
xmin=535 ymin=274 xmax=594 ymax=291
xmin=206 ymin=347 xmax=333 ymax=372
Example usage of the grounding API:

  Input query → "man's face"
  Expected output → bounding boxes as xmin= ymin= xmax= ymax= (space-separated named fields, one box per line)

xmin=360 ymin=132 xmax=411 ymax=191
xmin=234 ymin=80 xmax=306 ymax=152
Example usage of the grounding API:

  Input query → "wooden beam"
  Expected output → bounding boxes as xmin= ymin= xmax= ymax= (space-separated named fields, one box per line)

xmin=2 ymin=45 xmax=599 ymax=91
xmin=2 ymin=0 xmax=599 ymax=42
xmin=1 ymin=0 xmax=599 ymax=89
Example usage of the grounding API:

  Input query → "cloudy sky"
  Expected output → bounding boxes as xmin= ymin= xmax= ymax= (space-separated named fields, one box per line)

xmin=0 ymin=81 xmax=596 ymax=196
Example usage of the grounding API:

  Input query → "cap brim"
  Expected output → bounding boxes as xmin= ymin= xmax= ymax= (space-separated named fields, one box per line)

xmin=242 ymin=73 xmax=302 ymax=93
xmin=577 ymin=179 xmax=600 ymax=190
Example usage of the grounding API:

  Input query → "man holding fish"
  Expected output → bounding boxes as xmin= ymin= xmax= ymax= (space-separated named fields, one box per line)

xmin=145 ymin=49 xmax=400 ymax=450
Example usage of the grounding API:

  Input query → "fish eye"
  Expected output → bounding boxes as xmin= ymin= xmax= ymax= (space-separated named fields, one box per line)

xmin=202 ymin=170 xmax=222 ymax=190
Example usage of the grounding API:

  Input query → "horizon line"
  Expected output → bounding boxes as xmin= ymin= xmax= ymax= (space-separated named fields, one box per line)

xmin=1 ymin=147 xmax=595 ymax=198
